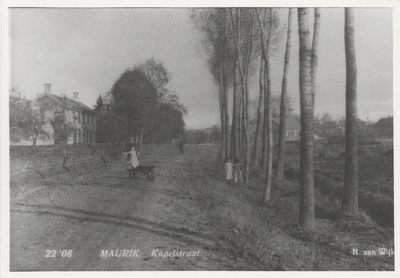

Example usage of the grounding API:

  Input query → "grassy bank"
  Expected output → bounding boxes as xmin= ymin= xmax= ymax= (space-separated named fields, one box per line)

xmin=182 ymin=144 xmax=394 ymax=270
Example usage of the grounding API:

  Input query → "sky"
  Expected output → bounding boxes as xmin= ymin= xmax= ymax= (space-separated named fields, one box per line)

xmin=9 ymin=7 xmax=393 ymax=129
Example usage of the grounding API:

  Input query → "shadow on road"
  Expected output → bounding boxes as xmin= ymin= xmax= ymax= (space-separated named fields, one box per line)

xmin=12 ymin=203 xmax=216 ymax=250
xmin=85 ymin=182 xmax=204 ymax=202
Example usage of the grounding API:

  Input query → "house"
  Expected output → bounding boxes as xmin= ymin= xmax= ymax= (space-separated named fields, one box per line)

xmin=35 ymin=84 xmax=97 ymax=145
xmin=249 ymin=116 xmax=301 ymax=142
xmin=370 ymin=116 xmax=393 ymax=139
xmin=327 ymin=117 xmax=393 ymax=144
xmin=282 ymin=116 xmax=301 ymax=141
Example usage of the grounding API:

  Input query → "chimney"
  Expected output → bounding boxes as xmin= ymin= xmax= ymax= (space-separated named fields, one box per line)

xmin=44 ymin=83 xmax=51 ymax=94
xmin=73 ymin=92 xmax=79 ymax=100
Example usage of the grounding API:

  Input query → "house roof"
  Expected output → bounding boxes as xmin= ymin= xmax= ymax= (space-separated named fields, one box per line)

xmin=38 ymin=93 xmax=95 ymax=114
xmin=258 ymin=116 xmax=300 ymax=131
xmin=374 ymin=116 xmax=393 ymax=128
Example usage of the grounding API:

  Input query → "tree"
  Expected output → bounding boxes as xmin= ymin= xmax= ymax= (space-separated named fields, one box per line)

xmin=249 ymin=94 xmax=293 ymax=124
xmin=147 ymin=102 xmax=185 ymax=144
xmin=316 ymin=113 xmax=344 ymax=136
xmin=251 ymin=55 xmax=265 ymax=166
xmin=137 ymin=58 xmax=170 ymax=98
xmin=276 ymin=8 xmax=294 ymax=186
xmin=94 ymin=95 xmax=105 ymax=114
xmin=257 ymin=8 xmax=283 ymax=200
xmin=96 ymin=111 xmax=122 ymax=143
xmin=110 ymin=68 xmax=159 ymax=145
xmin=230 ymin=8 xmax=257 ymax=185
xmin=311 ymin=8 xmax=321 ymax=105
xmin=342 ymin=8 xmax=359 ymax=215
xmin=136 ymin=58 xmax=187 ymax=144
xmin=232 ymin=59 xmax=241 ymax=162
xmin=50 ymin=96 xmax=77 ymax=167
xmin=298 ymin=8 xmax=316 ymax=231
xmin=9 ymin=93 xmax=54 ymax=145
xmin=190 ymin=9 xmax=233 ymax=160
xmin=107 ymin=62 xmax=186 ymax=146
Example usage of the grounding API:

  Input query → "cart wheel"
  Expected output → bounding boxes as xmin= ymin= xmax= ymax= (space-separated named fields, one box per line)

xmin=147 ymin=170 xmax=154 ymax=180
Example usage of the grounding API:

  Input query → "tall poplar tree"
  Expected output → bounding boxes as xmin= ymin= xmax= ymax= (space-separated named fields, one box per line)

xmin=342 ymin=8 xmax=359 ymax=215
xmin=298 ymin=8 xmax=316 ymax=231
xmin=276 ymin=8 xmax=294 ymax=186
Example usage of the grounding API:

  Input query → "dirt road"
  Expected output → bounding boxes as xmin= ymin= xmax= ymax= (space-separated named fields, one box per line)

xmin=10 ymin=145 xmax=233 ymax=271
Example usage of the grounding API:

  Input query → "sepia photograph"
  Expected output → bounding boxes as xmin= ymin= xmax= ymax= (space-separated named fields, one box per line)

xmin=2 ymin=0 xmax=397 ymax=275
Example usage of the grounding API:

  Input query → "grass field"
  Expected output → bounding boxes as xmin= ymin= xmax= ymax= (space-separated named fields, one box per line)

xmin=182 ymin=143 xmax=394 ymax=270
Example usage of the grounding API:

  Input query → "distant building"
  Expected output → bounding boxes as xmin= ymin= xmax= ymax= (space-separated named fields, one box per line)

xmin=249 ymin=116 xmax=301 ymax=142
xmin=327 ymin=116 xmax=393 ymax=144
xmin=370 ymin=116 xmax=393 ymax=139
xmin=282 ymin=116 xmax=301 ymax=142
xmin=23 ymin=84 xmax=97 ymax=145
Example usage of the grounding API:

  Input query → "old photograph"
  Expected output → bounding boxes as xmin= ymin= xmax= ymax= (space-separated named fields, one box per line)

xmin=2 ymin=0 xmax=396 ymax=274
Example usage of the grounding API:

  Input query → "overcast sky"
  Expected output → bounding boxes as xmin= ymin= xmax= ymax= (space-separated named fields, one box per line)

xmin=9 ymin=7 xmax=393 ymax=129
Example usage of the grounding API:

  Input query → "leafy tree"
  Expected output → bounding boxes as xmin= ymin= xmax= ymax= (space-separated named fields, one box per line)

xmin=50 ymin=97 xmax=77 ymax=166
xmin=147 ymin=102 xmax=185 ymax=144
xmin=110 ymin=68 xmax=159 ymax=143
xmin=95 ymin=111 xmax=123 ymax=143
xmin=94 ymin=95 xmax=105 ymax=114
xmin=9 ymin=94 xmax=54 ymax=145
xmin=108 ymin=62 xmax=186 ymax=146
xmin=315 ymin=113 xmax=344 ymax=136
xmin=10 ymin=95 xmax=29 ymax=143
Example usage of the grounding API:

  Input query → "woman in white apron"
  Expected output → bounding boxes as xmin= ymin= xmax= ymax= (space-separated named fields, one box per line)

xmin=125 ymin=146 xmax=140 ymax=178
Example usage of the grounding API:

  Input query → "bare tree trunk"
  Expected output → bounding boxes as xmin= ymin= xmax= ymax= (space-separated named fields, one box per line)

xmin=243 ymin=79 xmax=251 ymax=184
xmin=264 ymin=36 xmax=273 ymax=201
xmin=298 ymin=8 xmax=315 ymax=231
xmin=139 ymin=129 xmax=143 ymax=152
xmin=219 ymin=66 xmax=226 ymax=158
xmin=311 ymin=8 xmax=321 ymax=105
xmin=239 ymin=91 xmax=244 ymax=159
xmin=63 ymin=140 xmax=68 ymax=167
xmin=223 ymin=11 xmax=230 ymax=161
xmin=232 ymin=59 xmax=241 ymax=161
xmin=276 ymin=8 xmax=294 ymax=186
xmin=252 ymin=57 xmax=265 ymax=166
xmin=342 ymin=8 xmax=358 ymax=215
xmin=223 ymin=68 xmax=230 ymax=161
xmin=262 ymin=58 xmax=268 ymax=170
xmin=257 ymin=9 xmax=273 ymax=174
